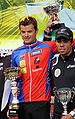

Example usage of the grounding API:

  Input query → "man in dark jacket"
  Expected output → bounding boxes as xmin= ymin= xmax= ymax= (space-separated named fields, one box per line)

xmin=50 ymin=26 xmax=75 ymax=119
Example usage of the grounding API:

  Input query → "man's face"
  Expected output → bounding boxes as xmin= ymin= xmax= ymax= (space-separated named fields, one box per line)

xmin=55 ymin=38 xmax=73 ymax=58
xmin=20 ymin=24 xmax=38 ymax=44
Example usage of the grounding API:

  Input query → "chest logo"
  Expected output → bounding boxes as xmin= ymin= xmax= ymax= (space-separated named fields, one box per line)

xmin=31 ymin=49 xmax=42 ymax=56
xmin=67 ymin=64 xmax=75 ymax=68
xmin=34 ymin=57 xmax=40 ymax=64
xmin=20 ymin=60 xmax=26 ymax=67
xmin=54 ymin=68 xmax=61 ymax=77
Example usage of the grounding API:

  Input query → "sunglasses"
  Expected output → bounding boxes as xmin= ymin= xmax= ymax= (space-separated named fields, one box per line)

xmin=19 ymin=16 xmax=37 ymax=24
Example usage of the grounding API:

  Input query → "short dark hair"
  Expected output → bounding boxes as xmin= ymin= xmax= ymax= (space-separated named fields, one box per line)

xmin=19 ymin=16 xmax=37 ymax=31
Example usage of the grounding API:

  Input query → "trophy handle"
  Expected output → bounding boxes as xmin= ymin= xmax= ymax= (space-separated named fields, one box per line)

xmin=71 ymin=87 xmax=75 ymax=102
xmin=53 ymin=87 xmax=60 ymax=102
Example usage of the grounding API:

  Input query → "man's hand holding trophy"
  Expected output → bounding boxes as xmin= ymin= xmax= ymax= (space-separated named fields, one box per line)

xmin=43 ymin=1 xmax=65 ymax=36
xmin=53 ymin=87 xmax=75 ymax=118
xmin=4 ymin=67 xmax=21 ymax=118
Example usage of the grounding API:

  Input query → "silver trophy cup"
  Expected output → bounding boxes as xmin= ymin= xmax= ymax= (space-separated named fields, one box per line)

xmin=43 ymin=3 xmax=60 ymax=16
xmin=43 ymin=1 xmax=64 ymax=32
xmin=53 ymin=87 xmax=75 ymax=116
xmin=4 ymin=67 xmax=21 ymax=117
xmin=43 ymin=3 xmax=60 ymax=25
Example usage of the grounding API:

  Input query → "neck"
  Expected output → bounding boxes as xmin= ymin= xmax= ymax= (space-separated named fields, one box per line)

xmin=24 ymin=39 xmax=37 ymax=45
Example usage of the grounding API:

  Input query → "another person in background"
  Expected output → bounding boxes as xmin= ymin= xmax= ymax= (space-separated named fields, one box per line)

xmin=0 ymin=52 xmax=11 ymax=119
xmin=8 ymin=16 xmax=58 ymax=119
xmin=50 ymin=26 xmax=75 ymax=119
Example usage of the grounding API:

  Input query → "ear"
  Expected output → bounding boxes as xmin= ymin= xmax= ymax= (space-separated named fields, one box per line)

xmin=36 ymin=29 xmax=38 ymax=35
xmin=72 ymin=41 xmax=74 ymax=46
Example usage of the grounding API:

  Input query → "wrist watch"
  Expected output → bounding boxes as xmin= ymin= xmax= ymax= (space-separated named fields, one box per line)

xmin=69 ymin=111 xmax=75 ymax=119
xmin=44 ymin=30 xmax=51 ymax=36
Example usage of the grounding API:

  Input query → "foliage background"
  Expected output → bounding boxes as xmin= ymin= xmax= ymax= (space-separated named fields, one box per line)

xmin=0 ymin=0 xmax=75 ymax=49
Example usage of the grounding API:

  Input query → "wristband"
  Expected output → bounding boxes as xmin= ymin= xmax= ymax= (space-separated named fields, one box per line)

xmin=43 ymin=36 xmax=51 ymax=41
xmin=44 ymin=30 xmax=52 ymax=36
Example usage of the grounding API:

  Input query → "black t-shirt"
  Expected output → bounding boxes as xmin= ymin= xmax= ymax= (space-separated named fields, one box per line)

xmin=0 ymin=55 xmax=11 ymax=113
xmin=50 ymin=50 xmax=75 ymax=119
xmin=50 ymin=50 xmax=75 ymax=89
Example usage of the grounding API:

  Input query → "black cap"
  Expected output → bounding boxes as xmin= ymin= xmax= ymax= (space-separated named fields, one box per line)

xmin=55 ymin=26 xmax=73 ymax=41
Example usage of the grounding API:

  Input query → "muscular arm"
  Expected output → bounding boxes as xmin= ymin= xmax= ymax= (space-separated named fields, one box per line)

xmin=43 ymin=14 xmax=60 ymax=41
